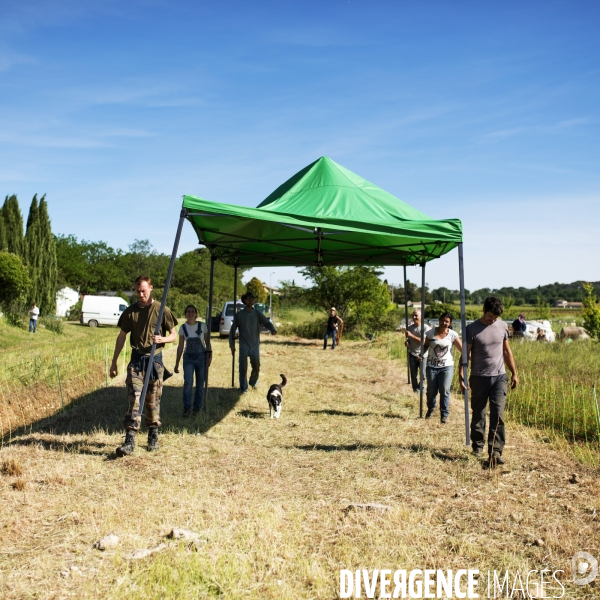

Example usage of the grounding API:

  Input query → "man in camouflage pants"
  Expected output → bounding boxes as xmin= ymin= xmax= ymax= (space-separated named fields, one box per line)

xmin=109 ymin=276 xmax=177 ymax=456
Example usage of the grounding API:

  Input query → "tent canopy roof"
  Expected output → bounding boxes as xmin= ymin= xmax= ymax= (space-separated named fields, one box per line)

xmin=183 ymin=156 xmax=462 ymax=268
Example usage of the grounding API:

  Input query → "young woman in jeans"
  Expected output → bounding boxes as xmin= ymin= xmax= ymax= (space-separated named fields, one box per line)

xmin=420 ymin=312 xmax=463 ymax=424
xmin=174 ymin=305 xmax=211 ymax=417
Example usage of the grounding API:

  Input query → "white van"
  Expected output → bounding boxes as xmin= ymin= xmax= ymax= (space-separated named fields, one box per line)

xmin=81 ymin=295 xmax=128 ymax=327
xmin=219 ymin=301 xmax=245 ymax=337
xmin=219 ymin=301 xmax=271 ymax=338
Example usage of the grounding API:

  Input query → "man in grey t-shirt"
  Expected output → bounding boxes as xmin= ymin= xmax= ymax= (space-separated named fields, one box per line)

xmin=229 ymin=292 xmax=277 ymax=393
xmin=405 ymin=310 xmax=431 ymax=393
xmin=464 ymin=296 xmax=518 ymax=467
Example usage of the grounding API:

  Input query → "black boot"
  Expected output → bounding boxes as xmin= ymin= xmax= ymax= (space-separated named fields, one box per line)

xmin=147 ymin=427 xmax=159 ymax=452
xmin=116 ymin=431 xmax=136 ymax=457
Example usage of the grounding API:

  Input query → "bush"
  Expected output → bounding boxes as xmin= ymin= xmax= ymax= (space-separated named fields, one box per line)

xmin=582 ymin=283 xmax=600 ymax=341
xmin=0 ymin=252 xmax=30 ymax=321
xmin=40 ymin=316 xmax=64 ymax=334
xmin=279 ymin=318 xmax=324 ymax=339
xmin=66 ymin=299 xmax=82 ymax=321
xmin=424 ymin=303 xmax=460 ymax=320
xmin=4 ymin=311 xmax=26 ymax=328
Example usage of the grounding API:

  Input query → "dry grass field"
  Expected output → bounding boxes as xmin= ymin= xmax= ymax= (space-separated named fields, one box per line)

xmin=0 ymin=335 xmax=598 ymax=599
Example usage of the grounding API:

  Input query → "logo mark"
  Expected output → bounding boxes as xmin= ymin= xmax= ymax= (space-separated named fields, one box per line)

xmin=572 ymin=552 xmax=598 ymax=586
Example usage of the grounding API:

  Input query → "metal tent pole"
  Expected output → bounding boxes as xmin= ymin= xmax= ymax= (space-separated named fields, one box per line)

xmin=137 ymin=209 xmax=187 ymax=419
xmin=458 ymin=243 xmax=470 ymax=446
xmin=203 ymin=254 xmax=216 ymax=412
xmin=231 ymin=264 xmax=238 ymax=388
xmin=419 ymin=262 xmax=426 ymax=418
xmin=403 ymin=265 xmax=410 ymax=385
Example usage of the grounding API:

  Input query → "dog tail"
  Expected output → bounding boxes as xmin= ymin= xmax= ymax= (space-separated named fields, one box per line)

xmin=280 ymin=374 xmax=287 ymax=387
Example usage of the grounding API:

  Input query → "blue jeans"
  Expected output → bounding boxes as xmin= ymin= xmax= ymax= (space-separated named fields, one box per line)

xmin=324 ymin=329 xmax=337 ymax=349
xmin=409 ymin=353 xmax=424 ymax=392
xmin=182 ymin=353 xmax=206 ymax=411
xmin=426 ymin=365 xmax=454 ymax=417
xmin=29 ymin=318 xmax=37 ymax=333
xmin=239 ymin=345 xmax=260 ymax=392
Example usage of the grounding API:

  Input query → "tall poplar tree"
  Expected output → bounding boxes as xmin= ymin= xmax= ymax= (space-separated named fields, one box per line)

xmin=37 ymin=195 xmax=58 ymax=313
xmin=2 ymin=195 xmax=25 ymax=258
xmin=0 ymin=205 xmax=6 ymax=251
xmin=25 ymin=195 xmax=43 ymax=308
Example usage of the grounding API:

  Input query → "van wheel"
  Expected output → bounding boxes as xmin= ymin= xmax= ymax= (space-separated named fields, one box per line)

xmin=88 ymin=320 xmax=99 ymax=328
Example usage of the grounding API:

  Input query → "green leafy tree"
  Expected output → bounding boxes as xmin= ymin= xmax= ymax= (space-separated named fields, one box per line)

xmin=2 ymin=195 xmax=24 ymax=258
xmin=55 ymin=235 xmax=130 ymax=293
xmin=0 ymin=251 xmax=30 ymax=312
xmin=246 ymin=277 xmax=268 ymax=303
xmin=582 ymin=283 xmax=600 ymax=341
xmin=124 ymin=239 xmax=170 ymax=285
xmin=300 ymin=266 xmax=391 ymax=324
xmin=279 ymin=279 xmax=309 ymax=308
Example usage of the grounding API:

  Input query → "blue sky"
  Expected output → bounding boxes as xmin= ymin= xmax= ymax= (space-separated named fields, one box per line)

xmin=1 ymin=0 xmax=599 ymax=292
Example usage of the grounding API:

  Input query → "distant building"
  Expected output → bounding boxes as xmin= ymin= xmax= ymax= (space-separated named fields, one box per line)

xmin=554 ymin=299 xmax=583 ymax=309
xmin=262 ymin=284 xmax=280 ymax=296
xmin=56 ymin=287 xmax=81 ymax=317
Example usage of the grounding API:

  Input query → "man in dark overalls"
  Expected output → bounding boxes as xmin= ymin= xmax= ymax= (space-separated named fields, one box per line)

xmin=109 ymin=276 xmax=178 ymax=456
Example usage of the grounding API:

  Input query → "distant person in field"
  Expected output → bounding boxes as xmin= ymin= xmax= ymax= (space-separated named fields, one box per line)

xmin=29 ymin=303 xmax=40 ymax=333
xmin=109 ymin=276 xmax=178 ymax=457
xmin=323 ymin=307 xmax=343 ymax=350
xmin=511 ymin=312 xmax=527 ymax=338
xmin=174 ymin=304 xmax=211 ymax=417
xmin=405 ymin=310 xmax=431 ymax=393
xmin=536 ymin=328 xmax=547 ymax=342
xmin=420 ymin=312 xmax=463 ymax=424
xmin=464 ymin=296 xmax=518 ymax=468
xmin=229 ymin=292 xmax=276 ymax=394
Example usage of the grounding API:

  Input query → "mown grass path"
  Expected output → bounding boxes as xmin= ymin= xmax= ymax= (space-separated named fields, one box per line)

xmin=0 ymin=336 xmax=598 ymax=599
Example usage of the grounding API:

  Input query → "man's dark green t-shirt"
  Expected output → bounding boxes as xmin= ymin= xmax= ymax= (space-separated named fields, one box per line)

xmin=117 ymin=301 xmax=178 ymax=355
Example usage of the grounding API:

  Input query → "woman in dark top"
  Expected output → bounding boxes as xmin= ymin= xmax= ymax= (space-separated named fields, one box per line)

xmin=324 ymin=307 xmax=343 ymax=350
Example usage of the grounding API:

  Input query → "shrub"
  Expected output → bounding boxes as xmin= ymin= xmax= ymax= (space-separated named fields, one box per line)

xmin=0 ymin=252 xmax=30 ymax=323
xmin=41 ymin=316 xmax=64 ymax=334
xmin=66 ymin=299 xmax=82 ymax=321
xmin=582 ymin=282 xmax=600 ymax=341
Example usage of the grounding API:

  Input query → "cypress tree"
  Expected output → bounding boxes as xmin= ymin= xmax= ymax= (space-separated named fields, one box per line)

xmin=2 ymin=195 xmax=24 ymax=258
xmin=37 ymin=195 xmax=58 ymax=314
xmin=25 ymin=195 xmax=42 ymax=308
xmin=0 ymin=205 xmax=6 ymax=251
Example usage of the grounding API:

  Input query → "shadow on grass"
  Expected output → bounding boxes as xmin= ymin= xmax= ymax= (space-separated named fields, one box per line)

xmin=5 ymin=383 xmax=242 ymax=455
xmin=291 ymin=442 xmax=469 ymax=462
xmin=308 ymin=409 xmax=375 ymax=417
xmin=237 ymin=410 xmax=266 ymax=419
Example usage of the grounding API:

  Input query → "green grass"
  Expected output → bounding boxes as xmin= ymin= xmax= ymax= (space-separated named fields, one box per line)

xmin=0 ymin=336 xmax=598 ymax=599
xmin=0 ymin=316 xmax=119 ymax=355
xmin=384 ymin=332 xmax=600 ymax=462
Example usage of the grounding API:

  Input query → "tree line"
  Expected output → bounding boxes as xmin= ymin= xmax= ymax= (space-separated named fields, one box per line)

xmin=55 ymin=235 xmax=248 ymax=318
xmin=0 ymin=194 xmax=57 ymax=318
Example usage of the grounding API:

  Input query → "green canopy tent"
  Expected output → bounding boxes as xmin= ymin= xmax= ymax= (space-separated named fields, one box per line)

xmin=139 ymin=157 xmax=472 ymax=445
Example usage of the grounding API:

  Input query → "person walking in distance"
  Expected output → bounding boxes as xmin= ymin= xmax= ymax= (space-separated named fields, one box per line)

xmin=405 ymin=310 xmax=431 ymax=393
xmin=229 ymin=292 xmax=276 ymax=393
xmin=323 ymin=307 xmax=343 ymax=350
xmin=109 ymin=276 xmax=178 ymax=456
xmin=29 ymin=303 xmax=40 ymax=333
xmin=174 ymin=304 xmax=211 ymax=417
xmin=464 ymin=296 xmax=518 ymax=468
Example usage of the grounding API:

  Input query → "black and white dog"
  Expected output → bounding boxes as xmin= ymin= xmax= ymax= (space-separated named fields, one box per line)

xmin=267 ymin=374 xmax=287 ymax=419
